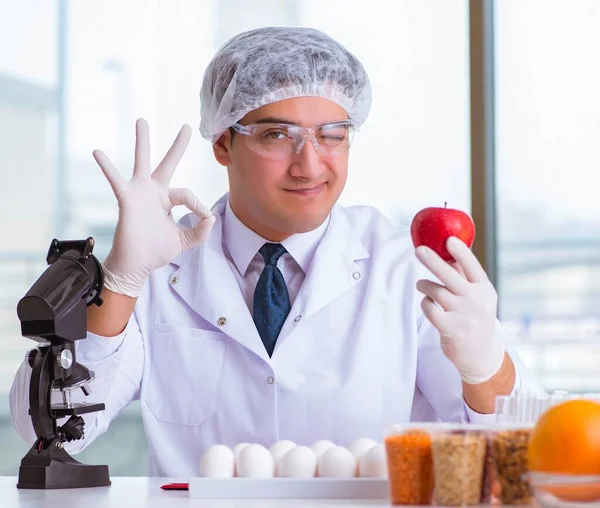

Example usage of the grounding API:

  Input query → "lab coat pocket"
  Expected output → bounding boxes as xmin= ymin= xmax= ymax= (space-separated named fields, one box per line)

xmin=146 ymin=323 xmax=226 ymax=426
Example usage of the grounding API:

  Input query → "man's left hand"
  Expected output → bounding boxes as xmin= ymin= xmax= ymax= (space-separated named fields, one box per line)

xmin=415 ymin=236 xmax=506 ymax=385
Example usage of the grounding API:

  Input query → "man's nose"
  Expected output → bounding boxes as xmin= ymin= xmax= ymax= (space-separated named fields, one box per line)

xmin=289 ymin=136 xmax=324 ymax=180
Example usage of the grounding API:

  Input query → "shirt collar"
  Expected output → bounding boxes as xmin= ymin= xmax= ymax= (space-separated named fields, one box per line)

xmin=223 ymin=198 xmax=330 ymax=276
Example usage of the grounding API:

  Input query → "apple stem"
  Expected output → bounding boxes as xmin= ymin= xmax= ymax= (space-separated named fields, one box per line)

xmin=444 ymin=201 xmax=447 ymax=208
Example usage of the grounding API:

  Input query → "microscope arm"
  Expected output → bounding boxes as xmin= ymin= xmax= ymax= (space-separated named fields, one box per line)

xmin=28 ymin=346 xmax=55 ymax=445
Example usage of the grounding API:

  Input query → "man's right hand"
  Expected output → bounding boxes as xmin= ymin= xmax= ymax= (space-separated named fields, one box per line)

xmin=93 ymin=118 xmax=216 ymax=298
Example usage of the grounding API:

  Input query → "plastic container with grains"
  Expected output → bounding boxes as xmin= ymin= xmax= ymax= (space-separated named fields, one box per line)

xmin=489 ymin=424 xmax=534 ymax=505
xmin=384 ymin=424 xmax=434 ymax=505
xmin=430 ymin=425 xmax=489 ymax=506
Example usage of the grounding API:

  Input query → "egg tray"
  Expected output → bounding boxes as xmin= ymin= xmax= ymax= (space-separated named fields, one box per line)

xmin=188 ymin=477 xmax=389 ymax=499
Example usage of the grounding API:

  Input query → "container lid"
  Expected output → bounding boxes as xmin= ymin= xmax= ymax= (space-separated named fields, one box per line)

xmin=493 ymin=389 xmax=600 ymax=425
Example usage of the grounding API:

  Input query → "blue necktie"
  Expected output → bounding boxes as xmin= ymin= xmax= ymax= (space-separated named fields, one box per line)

xmin=253 ymin=243 xmax=291 ymax=357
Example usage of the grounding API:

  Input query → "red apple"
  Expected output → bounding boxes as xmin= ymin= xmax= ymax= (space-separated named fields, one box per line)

xmin=410 ymin=203 xmax=476 ymax=262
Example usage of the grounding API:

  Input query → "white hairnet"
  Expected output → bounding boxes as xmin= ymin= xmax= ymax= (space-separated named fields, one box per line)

xmin=199 ymin=26 xmax=372 ymax=143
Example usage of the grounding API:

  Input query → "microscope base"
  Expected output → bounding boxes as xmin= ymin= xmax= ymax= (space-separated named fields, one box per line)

xmin=17 ymin=440 xmax=110 ymax=489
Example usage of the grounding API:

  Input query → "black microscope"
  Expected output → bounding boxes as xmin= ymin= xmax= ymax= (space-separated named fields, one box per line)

xmin=15 ymin=237 xmax=111 ymax=489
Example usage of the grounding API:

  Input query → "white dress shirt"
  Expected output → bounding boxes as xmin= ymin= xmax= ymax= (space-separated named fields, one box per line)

xmin=222 ymin=198 xmax=329 ymax=314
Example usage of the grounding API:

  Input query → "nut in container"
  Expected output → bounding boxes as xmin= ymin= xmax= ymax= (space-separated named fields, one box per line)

xmin=489 ymin=423 xmax=534 ymax=505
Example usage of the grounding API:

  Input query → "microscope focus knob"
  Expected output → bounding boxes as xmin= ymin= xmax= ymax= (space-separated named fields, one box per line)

xmin=58 ymin=349 xmax=73 ymax=369
xmin=27 ymin=349 xmax=37 ymax=368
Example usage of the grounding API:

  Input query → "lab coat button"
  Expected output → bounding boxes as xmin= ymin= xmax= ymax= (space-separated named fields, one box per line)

xmin=267 ymin=376 xmax=275 ymax=385
xmin=352 ymin=271 xmax=361 ymax=280
xmin=217 ymin=317 xmax=227 ymax=326
xmin=294 ymin=315 xmax=302 ymax=323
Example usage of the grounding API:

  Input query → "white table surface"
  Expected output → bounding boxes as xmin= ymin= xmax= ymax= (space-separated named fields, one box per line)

xmin=1 ymin=477 xmax=392 ymax=508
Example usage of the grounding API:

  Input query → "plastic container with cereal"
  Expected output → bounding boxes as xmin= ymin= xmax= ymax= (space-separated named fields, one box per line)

xmin=429 ymin=424 xmax=491 ymax=506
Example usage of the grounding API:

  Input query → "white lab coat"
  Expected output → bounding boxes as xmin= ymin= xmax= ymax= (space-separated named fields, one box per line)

xmin=9 ymin=194 xmax=545 ymax=477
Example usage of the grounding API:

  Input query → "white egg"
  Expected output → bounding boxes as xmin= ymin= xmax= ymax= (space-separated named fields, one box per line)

xmin=310 ymin=439 xmax=336 ymax=458
xmin=233 ymin=442 xmax=250 ymax=476
xmin=278 ymin=446 xmax=317 ymax=478
xmin=317 ymin=446 xmax=356 ymax=478
xmin=236 ymin=443 xmax=274 ymax=478
xmin=358 ymin=444 xmax=388 ymax=478
xmin=269 ymin=440 xmax=297 ymax=475
xmin=233 ymin=442 xmax=250 ymax=462
xmin=198 ymin=444 xmax=235 ymax=478
xmin=348 ymin=437 xmax=377 ymax=463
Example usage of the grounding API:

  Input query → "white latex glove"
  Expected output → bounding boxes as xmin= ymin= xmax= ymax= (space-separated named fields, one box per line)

xmin=415 ymin=236 xmax=506 ymax=385
xmin=92 ymin=118 xmax=216 ymax=298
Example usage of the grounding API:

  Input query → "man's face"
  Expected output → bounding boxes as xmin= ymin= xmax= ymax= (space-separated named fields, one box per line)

xmin=213 ymin=97 xmax=350 ymax=241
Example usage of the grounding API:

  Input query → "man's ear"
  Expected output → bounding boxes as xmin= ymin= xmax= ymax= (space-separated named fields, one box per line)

xmin=213 ymin=130 xmax=233 ymax=166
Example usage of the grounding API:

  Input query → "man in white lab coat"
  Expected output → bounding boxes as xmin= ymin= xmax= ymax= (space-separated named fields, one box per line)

xmin=10 ymin=26 xmax=544 ymax=477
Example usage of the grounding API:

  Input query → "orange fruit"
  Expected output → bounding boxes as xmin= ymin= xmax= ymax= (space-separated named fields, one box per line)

xmin=528 ymin=399 xmax=600 ymax=475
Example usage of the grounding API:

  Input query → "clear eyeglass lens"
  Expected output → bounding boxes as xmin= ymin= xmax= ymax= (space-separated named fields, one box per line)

xmin=242 ymin=122 xmax=355 ymax=159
